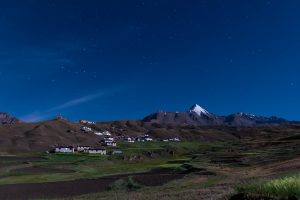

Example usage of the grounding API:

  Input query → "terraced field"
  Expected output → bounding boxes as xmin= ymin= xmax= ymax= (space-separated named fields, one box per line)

xmin=0 ymin=133 xmax=299 ymax=199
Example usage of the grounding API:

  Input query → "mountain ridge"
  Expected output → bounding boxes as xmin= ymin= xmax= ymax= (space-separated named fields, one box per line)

xmin=0 ymin=107 xmax=298 ymax=153
xmin=0 ymin=104 xmax=297 ymax=127
xmin=143 ymin=104 xmax=296 ymax=127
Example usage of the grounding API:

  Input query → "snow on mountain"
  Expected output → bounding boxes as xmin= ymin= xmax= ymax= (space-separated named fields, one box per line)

xmin=236 ymin=112 xmax=256 ymax=119
xmin=143 ymin=104 xmax=296 ymax=127
xmin=189 ymin=104 xmax=210 ymax=116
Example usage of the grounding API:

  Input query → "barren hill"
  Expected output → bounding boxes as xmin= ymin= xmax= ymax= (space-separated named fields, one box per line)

xmin=0 ymin=119 xmax=101 ymax=153
xmin=0 ymin=117 xmax=299 ymax=153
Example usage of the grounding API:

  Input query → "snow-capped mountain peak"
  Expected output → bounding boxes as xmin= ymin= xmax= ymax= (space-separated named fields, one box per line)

xmin=190 ymin=104 xmax=210 ymax=116
xmin=236 ymin=112 xmax=256 ymax=118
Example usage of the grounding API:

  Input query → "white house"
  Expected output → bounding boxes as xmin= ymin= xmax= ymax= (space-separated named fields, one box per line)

xmin=103 ymin=131 xmax=111 ymax=136
xmin=81 ymin=126 xmax=92 ymax=132
xmin=107 ymin=141 xmax=117 ymax=147
xmin=94 ymin=132 xmax=103 ymax=136
xmin=77 ymin=146 xmax=91 ymax=152
xmin=124 ymin=137 xmax=134 ymax=143
xmin=144 ymin=137 xmax=153 ymax=142
xmin=168 ymin=138 xmax=180 ymax=142
xmin=112 ymin=150 xmax=123 ymax=155
xmin=84 ymin=149 xmax=106 ymax=155
xmin=136 ymin=134 xmax=153 ymax=142
xmin=80 ymin=120 xmax=95 ymax=125
xmin=105 ymin=137 xmax=114 ymax=141
xmin=55 ymin=146 xmax=75 ymax=153
xmin=162 ymin=138 xmax=180 ymax=142
xmin=95 ymin=130 xmax=111 ymax=136
xmin=102 ymin=140 xmax=117 ymax=147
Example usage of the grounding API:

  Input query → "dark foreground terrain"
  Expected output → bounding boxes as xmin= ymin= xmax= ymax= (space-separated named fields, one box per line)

xmin=0 ymin=125 xmax=299 ymax=199
xmin=0 ymin=168 xmax=183 ymax=200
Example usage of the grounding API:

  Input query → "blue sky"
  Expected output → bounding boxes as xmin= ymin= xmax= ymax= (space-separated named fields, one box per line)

xmin=0 ymin=0 xmax=299 ymax=122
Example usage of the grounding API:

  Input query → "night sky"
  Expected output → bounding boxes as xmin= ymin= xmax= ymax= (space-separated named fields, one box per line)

xmin=0 ymin=0 xmax=299 ymax=122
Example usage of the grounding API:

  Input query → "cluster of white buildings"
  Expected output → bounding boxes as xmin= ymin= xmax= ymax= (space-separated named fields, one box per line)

xmin=162 ymin=138 xmax=180 ymax=142
xmin=94 ymin=130 xmax=112 ymax=136
xmin=54 ymin=120 xmax=182 ymax=156
xmin=135 ymin=134 xmax=153 ymax=142
xmin=53 ymin=134 xmax=180 ymax=155
xmin=80 ymin=122 xmax=117 ymax=147
xmin=54 ymin=146 xmax=75 ymax=153
xmin=75 ymin=119 xmax=181 ymax=154
xmin=79 ymin=120 xmax=96 ymax=125
xmin=80 ymin=124 xmax=112 ymax=137
xmin=86 ymin=148 xmax=106 ymax=155
xmin=81 ymin=126 xmax=93 ymax=133
xmin=118 ymin=134 xmax=154 ymax=143
xmin=54 ymin=146 xmax=106 ymax=155
xmin=101 ymin=136 xmax=117 ymax=147
xmin=124 ymin=137 xmax=135 ymax=143
xmin=54 ymin=145 xmax=124 ymax=155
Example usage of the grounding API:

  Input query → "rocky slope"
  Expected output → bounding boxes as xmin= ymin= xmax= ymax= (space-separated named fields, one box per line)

xmin=0 ymin=113 xmax=21 ymax=125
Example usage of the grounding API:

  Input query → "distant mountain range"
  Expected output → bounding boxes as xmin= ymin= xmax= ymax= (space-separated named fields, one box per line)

xmin=143 ymin=104 xmax=297 ymax=127
xmin=0 ymin=104 xmax=297 ymax=127
xmin=0 ymin=105 xmax=299 ymax=152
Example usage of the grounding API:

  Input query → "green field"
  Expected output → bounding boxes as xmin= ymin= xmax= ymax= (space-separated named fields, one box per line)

xmin=0 ymin=140 xmax=299 ymax=199
xmin=237 ymin=173 xmax=300 ymax=199
xmin=0 ymin=142 xmax=204 ymax=185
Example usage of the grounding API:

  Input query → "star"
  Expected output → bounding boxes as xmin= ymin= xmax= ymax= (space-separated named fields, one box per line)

xmin=92 ymin=72 xmax=97 ymax=79
xmin=60 ymin=65 xmax=65 ymax=70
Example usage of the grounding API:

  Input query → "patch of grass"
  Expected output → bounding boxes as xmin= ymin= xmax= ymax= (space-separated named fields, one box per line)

xmin=40 ymin=153 xmax=107 ymax=164
xmin=116 ymin=141 xmax=210 ymax=158
xmin=110 ymin=177 xmax=142 ymax=191
xmin=237 ymin=174 xmax=300 ymax=198
xmin=0 ymin=173 xmax=77 ymax=185
xmin=0 ymin=155 xmax=189 ymax=185
xmin=158 ymin=163 xmax=182 ymax=169
xmin=0 ymin=142 xmax=208 ymax=185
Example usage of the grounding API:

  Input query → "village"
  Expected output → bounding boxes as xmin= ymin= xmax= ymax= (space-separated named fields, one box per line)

xmin=52 ymin=120 xmax=180 ymax=155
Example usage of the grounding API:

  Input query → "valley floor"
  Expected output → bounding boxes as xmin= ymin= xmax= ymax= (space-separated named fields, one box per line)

xmin=0 ymin=134 xmax=299 ymax=200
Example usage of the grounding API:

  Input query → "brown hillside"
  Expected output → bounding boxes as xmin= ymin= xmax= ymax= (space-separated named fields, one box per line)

xmin=0 ymin=118 xmax=300 ymax=153
xmin=0 ymin=119 xmax=101 ymax=153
